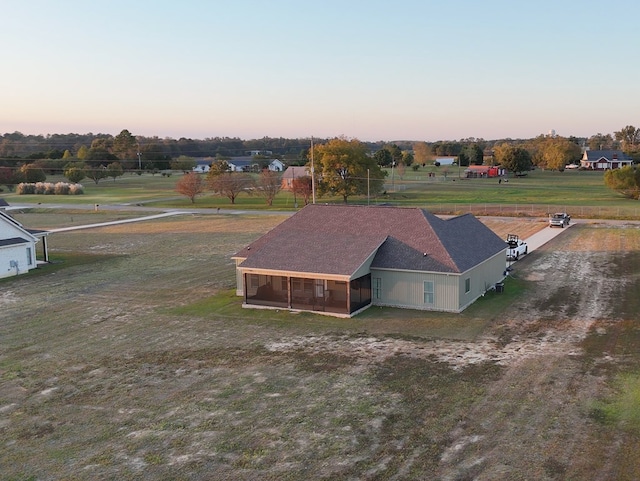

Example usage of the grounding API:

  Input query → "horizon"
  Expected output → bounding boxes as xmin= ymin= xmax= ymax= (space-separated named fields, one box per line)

xmin=2 ymin=1 xmax=638 ymax=142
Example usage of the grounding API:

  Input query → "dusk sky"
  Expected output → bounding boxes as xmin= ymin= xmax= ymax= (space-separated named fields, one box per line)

xmin=2 ymin=1 xmax=638 ymax=142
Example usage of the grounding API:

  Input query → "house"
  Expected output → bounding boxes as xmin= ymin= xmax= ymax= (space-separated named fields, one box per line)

xmin=227 ymin=157 xmax=284 ymax=172
xmin=0 ymin=210 xmax=49 ymax=279
xmin=269 ymin=159 xmax=285 ymax=172
xmin=246 ymin=150 xmax=273 ymax=157
xmin=281 ymin=166 xmax=310 ymax=190
xmin=232 ymin=204 xmax=507 ymax=317
xmin=464 ymin=165 xmax=505 ymax=178
xmin=435 ymin=157 xmax=456 ymax=166
xmin=579 ymin=150 xmax=633 ymax=170
xmin=192 ymin=159 xmax=212 ymax=173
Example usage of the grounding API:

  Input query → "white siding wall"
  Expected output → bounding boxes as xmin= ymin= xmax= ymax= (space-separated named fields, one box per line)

xmin=0 ymin=244 xmax=33 ymax=278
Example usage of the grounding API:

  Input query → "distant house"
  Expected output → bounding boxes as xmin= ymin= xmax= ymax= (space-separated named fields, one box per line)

xmin=227 ymin=157 xmax=284 ymax=172
xmin=0 ymin=210 xmax=49 ymax=279
xmin=281 ymin=166 xmax=309 ymax=190
xmin=232 ymin=205 xmax=507 ymax=317
xmin=435 ymin=157 xmax=456 ymax=166
xmin=246 ymin=150 xmax=273 ymax=157
xmin=192 ymin=159 xmax=212 ymax=173
xmin=269 ymin=159 xmax=285 ymax=172
xmin=464 ymin=165 xmax=505 ymax=178
xmin=579 ymin=150 xmax=633 ymax=170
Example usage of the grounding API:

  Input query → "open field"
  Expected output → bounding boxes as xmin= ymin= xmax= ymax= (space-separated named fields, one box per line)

xmin=3 ymin=168 xmax=640 ymax=219
xmin=1 ymin=211 xmax=639 ymax=480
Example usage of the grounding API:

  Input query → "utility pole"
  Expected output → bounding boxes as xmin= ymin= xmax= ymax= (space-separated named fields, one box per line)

xmin=311 ymin=137 xmax=316 ymax=204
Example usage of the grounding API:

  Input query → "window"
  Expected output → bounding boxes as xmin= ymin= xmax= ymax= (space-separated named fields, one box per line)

xmin=465 ymin=277 xmax=470 ymax=294
xmin=423 ymin=281 xmax=434 ymax=304
xmin=373 ymin=277 xmax=382 ymax=299
xmin=26 ymin=247 xmax=33 ymax=266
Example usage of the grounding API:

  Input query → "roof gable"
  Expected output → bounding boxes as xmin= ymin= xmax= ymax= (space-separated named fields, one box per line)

xmin=235 ymin=205 xmax=505 ymax=276
xmin=0 ymin=211 xmax=37 ymax=242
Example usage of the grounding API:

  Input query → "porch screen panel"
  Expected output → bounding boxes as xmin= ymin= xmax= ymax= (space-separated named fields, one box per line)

xmin=245 ymin=274 xmax=288 ymax=308
xmin=350 ymin=274 xmax=371 ymax=313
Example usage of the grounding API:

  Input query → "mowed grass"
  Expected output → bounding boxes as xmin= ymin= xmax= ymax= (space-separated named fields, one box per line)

xmin=1 ymin=212 xmax=640 ymax=480
xmin=4 ymin=168 xmax=640 ymax=219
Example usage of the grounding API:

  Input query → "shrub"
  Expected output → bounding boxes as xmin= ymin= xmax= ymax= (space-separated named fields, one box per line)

xmin=54 ymin=182 xmax=70 ymax=195
xmin=16 ymin=182 xmax=84 ymax=195
xmin=69 ymin=183 xmax=84 ymax=195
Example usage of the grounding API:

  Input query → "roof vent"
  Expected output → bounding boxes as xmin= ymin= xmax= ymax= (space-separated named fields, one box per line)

xmin=423 ymin=253 xmax=428 ymax=257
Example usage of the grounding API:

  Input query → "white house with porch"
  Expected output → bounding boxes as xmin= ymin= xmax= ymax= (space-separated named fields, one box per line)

xmin=0 ymin=210 xmax=50 ymax=279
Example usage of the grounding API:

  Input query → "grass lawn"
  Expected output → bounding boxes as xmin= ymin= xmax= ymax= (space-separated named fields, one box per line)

xmin=3 ymin=168 xmax=639 ymax=219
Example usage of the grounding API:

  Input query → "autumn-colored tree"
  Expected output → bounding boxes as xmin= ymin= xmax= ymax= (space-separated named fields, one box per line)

xmin=413 ymin=141 xmax=432 ymax=166
xmin=292 ymin=175 xmax=313 ymax=205
xmin=538 ymin=137 xmax=582 ymax=170
xmin=312 ymin=137 xmax=386 ymax=203
xmin=20 ymin=164 xmax=46 ymax=182
xmin=207 ymin=171 xmax=254 ymax=204
xmin=256 ymin=169 xmax=282 ymax=206
xmin=176 ymin=172 xmax=205 ymax=203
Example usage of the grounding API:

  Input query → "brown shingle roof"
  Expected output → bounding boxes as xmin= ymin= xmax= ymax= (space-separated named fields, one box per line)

xmin=234 ymin=205 xmax=505 ymax=277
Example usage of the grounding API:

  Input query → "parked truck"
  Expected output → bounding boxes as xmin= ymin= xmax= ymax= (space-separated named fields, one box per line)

xmin=506 ymin=234 xmax=528 ymax=261
xmin=549 ymin=212 xmax=571 ymax=228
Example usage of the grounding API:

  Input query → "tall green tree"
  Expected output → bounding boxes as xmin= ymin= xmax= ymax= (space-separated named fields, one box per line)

xmin=604 ymin=166 xmax=640 ymax=199
xmin=614 ymin=125 xmax=640 ymax=152
xmin=588 ymin=133 xmax=614 ymax=151
xmin=106 ymin=162 xmax=124 ymax=181
xmin=461 ymin=144 xmax=484 ymax=166
xmin=493 ymin=143 xmax=532 ymax=175
xmin=113 ymin=129 xmax=138 ymax=161
xmin=373 ymin=149 xmax=393 ymax=167
xmin=312 ymin=137 xmax=386 ymax=203
xmin=171 ymin=155 xmax=197 ymax=172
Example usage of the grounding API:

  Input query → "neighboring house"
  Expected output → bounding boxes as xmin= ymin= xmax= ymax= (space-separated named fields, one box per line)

xmin=580 ymin=150 xmax=633 ymax=170
xmin=232 ymin=204 xmax=507 ymax=317
xmin=192 ymin=159 xmax=212 ymax=173
xmin=269 ymin=159 xmax=285 ymax=172
xmin=435 ymin=157 xmax=456 ymax=166
xmin=0 ymin=210 xmax=49 ymax=279
xmin=227 ymin=157 xmax=284 ymax=172
xmin=281 ymin=166 xmax=309 ymax=190
xmin=464 ymin=165 xmax=505 ymax=178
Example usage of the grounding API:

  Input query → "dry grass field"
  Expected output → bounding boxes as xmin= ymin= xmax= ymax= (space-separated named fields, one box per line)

xmin=1 ymin=210 xmax=639 ymax=480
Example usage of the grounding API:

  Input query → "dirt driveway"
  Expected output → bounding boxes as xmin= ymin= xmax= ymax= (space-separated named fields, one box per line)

xmin=1 ymin=212 xmax=639 ymax=480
